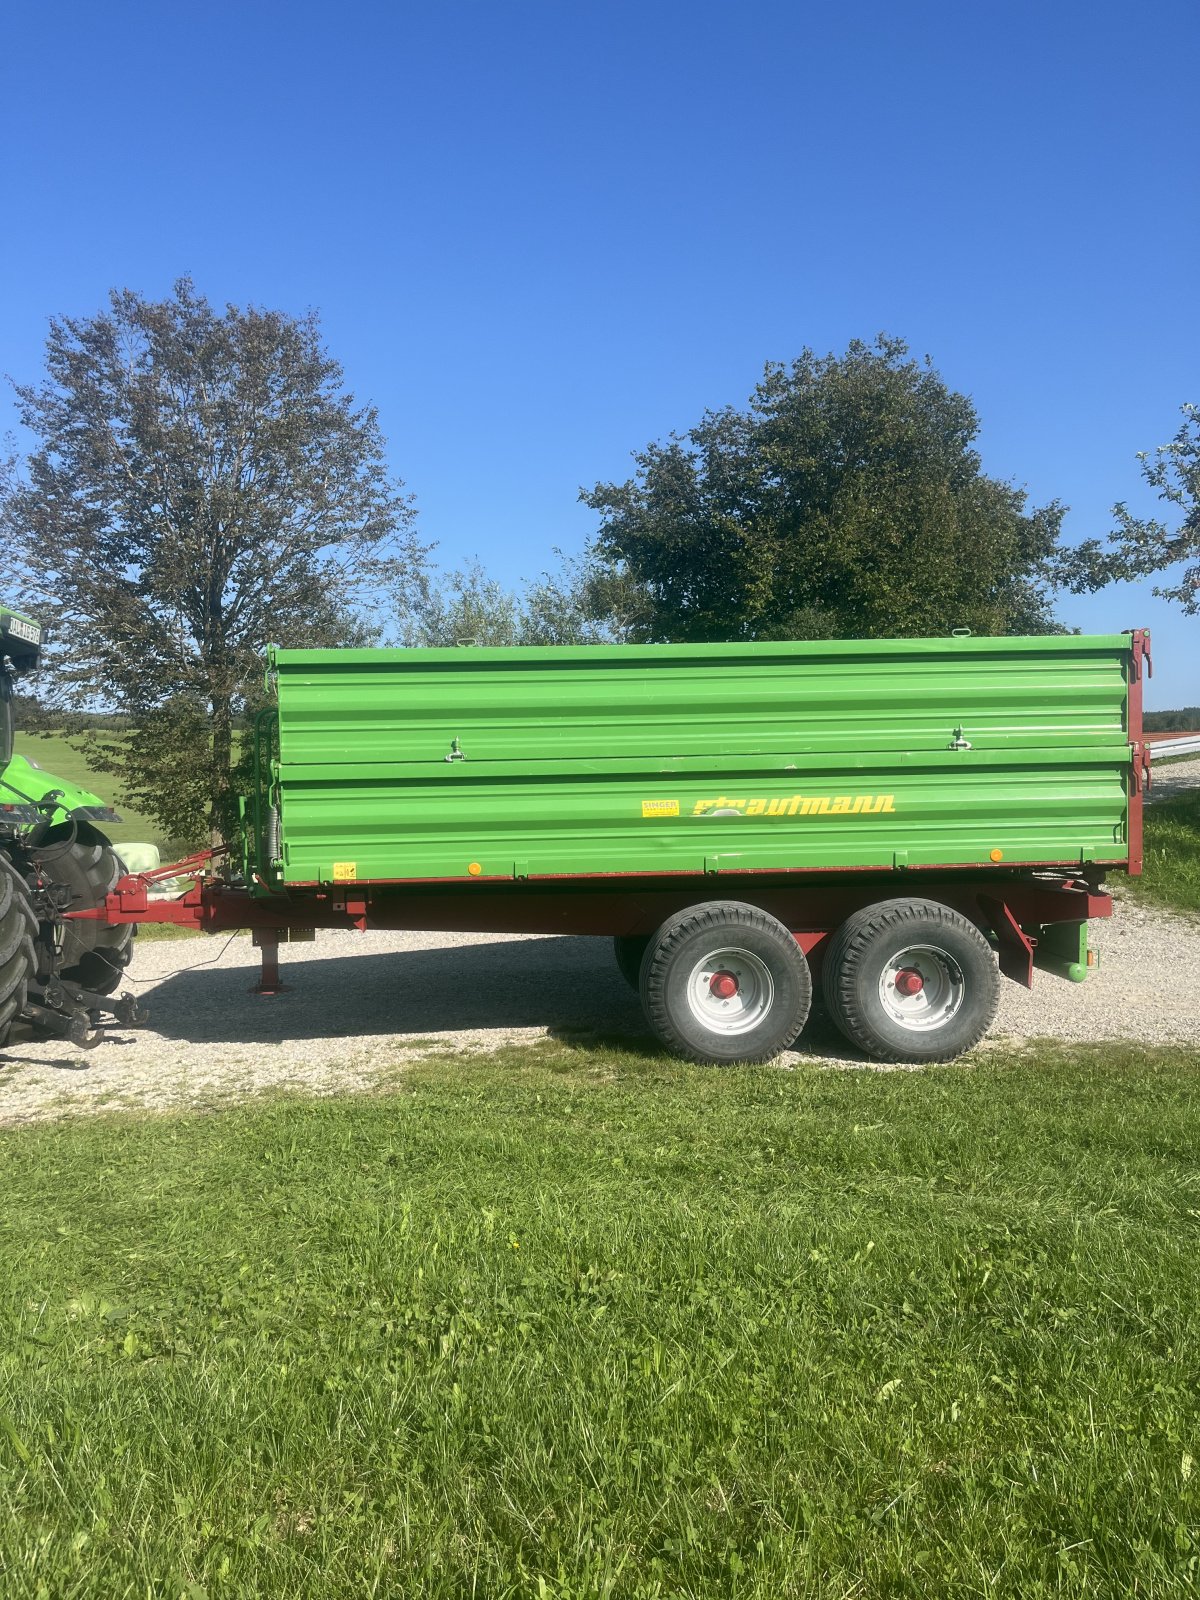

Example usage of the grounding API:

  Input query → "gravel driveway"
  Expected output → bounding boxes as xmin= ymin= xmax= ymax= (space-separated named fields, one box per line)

xmin=2 ymin=892 xmax=1197 ymax=1125
xmin=1149 ymin=755 xmax=1200 ymax=802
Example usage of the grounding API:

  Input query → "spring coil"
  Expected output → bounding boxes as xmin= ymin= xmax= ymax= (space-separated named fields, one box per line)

xmin=265 ymin=804 xmax=281 ymax=863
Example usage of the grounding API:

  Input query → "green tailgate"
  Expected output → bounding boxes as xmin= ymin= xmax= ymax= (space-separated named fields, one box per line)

xmin=245 ymin=635 xmax=1137 ymax=888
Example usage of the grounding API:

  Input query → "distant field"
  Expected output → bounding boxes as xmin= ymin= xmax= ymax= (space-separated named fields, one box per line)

xmin=13 ymin=732 xmax=174 ymax=857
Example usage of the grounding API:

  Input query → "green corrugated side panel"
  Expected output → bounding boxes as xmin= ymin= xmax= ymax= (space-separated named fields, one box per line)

xmin=253 ymin=635 xmax=1134 ymax=886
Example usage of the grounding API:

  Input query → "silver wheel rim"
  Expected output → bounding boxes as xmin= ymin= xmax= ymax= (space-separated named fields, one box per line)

xmin=878 ymin=944 xmax=965 ymax=1032
xmin=685 ymin=946 xmax=774 ymax=1036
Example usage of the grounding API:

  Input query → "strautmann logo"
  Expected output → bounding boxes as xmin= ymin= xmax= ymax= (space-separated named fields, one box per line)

xmin=693 ymin=794 xmax=896 ymax=817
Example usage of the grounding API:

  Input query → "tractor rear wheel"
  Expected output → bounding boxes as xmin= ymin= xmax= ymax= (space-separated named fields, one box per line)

xmin=34 ymin=826 xmax=133 ymax=996
xmin=0 ymin=852 xmax=37 ymax=1046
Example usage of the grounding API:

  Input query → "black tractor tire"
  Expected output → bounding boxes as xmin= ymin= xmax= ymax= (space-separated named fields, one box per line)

xmin=640 ymin=900 xmax=811 ymax=1064
xmin=612 ymin=934 xmax=650 ymax=991
xmin=34 ymin=825 xmax=134 ymax=996
xmin=822 ymin=898 xmax=1000 ymax=1065
xmin=0 ymin=852 xmax=37 ymax=1046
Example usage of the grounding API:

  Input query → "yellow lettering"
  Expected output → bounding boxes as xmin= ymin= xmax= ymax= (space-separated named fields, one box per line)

xmin=801 ymin=797 xmax=831 ymax=815
xmin=746 ymin=799 xmax=766 ymax=815
xmin=830 ymin=796 xmax=853 ymax=814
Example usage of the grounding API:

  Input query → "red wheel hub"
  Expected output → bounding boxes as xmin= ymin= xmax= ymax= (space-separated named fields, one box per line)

xmin=894 ymin=967 xmax=924 ymax=997
xmin=709 ymin=971 xmax=739 ymax=1000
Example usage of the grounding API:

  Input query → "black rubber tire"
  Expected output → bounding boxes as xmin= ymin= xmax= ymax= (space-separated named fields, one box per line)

xmin=640 ymin=900 xmax=812 ymax=1064
xmin=821 ymin=897 xmax=1000 ymax=1064
xmin=34 ymin=826 xmax=134 ymax=996
xmin=613 ymin=934 xmax=650 ymax=991
xmin=0 ymin=852 xmax=37 ymax=1046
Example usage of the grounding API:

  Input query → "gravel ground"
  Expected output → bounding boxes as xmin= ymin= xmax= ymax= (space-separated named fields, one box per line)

xmin=2 ymin=891 xmax=1198 ymax=1125
xmin=1148 ymin=755 xmax=1200 ymax=802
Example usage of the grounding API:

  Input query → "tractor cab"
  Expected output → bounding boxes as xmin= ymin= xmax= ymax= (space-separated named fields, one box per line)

xmin=0 ymin=606 xmax=43 ymax=771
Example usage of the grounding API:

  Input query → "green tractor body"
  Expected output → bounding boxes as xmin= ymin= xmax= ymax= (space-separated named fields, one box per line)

xmin=0 ymin=606 xmax=121 ymax=830
xmin=0 ymin=604 xmax=138 ymax=1048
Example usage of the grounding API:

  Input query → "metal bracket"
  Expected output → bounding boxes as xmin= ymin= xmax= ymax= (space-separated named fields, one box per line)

xmin=1130 ymin=741 xmax=1152 ymax=794
xmin=1128 ymin=628 xmax=1153 ymax=682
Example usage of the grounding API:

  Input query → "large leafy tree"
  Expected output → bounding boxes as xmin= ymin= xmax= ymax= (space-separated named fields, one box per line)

xmin=1056 ymin=402 xmax=1199 ymax=616
xmin=583 ymin=336 xmax=1064 ymax=642
xmin=1 ymin=279 xmax=426 ymax=844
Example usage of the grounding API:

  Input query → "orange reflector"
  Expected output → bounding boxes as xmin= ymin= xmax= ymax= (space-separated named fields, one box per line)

xmin=1087 ymin=949 xmax=1096 ymax=966
xmin=989 ymin=849 xmax=1004 ymax=862
xmin=468 ymin=861 xmax=482 ymax=876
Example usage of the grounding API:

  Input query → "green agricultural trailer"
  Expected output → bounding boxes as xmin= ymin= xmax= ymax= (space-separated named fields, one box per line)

xmin=43 ymin=629 xmax=1152 ymax=1065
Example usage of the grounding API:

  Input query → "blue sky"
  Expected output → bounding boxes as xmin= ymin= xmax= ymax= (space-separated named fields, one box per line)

xmin=1 ymin=0 xmax=1196 ymax=705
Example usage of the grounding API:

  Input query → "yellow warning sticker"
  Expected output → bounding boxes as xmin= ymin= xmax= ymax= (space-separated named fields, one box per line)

xmin=332 ymin=861 xmax=357 ymax=882
xmin=641 ymin=799 xmax=680 ymax=818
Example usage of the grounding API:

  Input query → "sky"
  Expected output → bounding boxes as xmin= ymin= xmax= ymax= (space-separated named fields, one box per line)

xmin=1 ymin=0 xmax=1196 ymax=706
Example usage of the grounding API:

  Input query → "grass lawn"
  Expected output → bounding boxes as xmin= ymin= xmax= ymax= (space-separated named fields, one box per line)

xmin=2 ymin=1042 xmax=1199 ymax=1597
xmin=1136 ymin=787 xmax=1200 ymax=916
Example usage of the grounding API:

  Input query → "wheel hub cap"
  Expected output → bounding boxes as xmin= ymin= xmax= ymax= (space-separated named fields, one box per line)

xmin=878 ymin=944 xmax=965 ymax=1032
xmin=686 ymin=947 xmax=775 ymax=1036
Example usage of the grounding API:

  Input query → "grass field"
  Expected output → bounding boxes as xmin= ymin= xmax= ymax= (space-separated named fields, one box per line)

xmin=1137 ymin=787 xmax=1200 ymax=916
xmin=2 ymin=1042 xmax=1199 ymax=1597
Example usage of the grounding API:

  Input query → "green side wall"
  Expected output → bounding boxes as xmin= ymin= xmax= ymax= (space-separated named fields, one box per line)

xmin=245 ymin=635 xmax=1136 ymax=888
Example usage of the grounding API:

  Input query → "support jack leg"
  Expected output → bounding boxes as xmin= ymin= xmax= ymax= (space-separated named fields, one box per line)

xmin=251 ymin=932 xmax=288 ymax=996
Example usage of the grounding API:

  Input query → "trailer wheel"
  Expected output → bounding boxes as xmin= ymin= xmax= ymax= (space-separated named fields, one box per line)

xmin=612 ymin=934 xmax=650 ymax=990
xmin=0 ymin=853 xmax=37 ymax=1047
xmin=822 ymin=898 xmax=1000 ymax=1064
xmin=640 ymin=901 xmax=811 ymax=1064
xmin=34 ymin=825 xmax=134 ymax=996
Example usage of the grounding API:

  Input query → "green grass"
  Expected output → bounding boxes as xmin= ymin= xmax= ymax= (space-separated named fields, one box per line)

xmin=2 ymin=1041 xmax=1200 ymax=1598
xmin=13 ymin=731 xmax=175 ymax=858
xmin=1134 ymin=787 xmax=1200 ymax=916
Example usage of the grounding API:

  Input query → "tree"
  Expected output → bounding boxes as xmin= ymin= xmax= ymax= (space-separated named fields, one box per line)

xmin=1055 ymin=403 xmax=1200 ymax=615
xmin=0 ymin=279 xmax=426 ymax=844
xmin=582 ymin=336 xmax=1064 ymax=643
xmin=399 ymin=550 xmax=641 ymax=648
xmin=399 ymin=561 xmax=524 ymax=647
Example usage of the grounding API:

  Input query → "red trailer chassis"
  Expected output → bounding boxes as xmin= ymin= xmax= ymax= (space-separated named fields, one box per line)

xmin=69 ymin=853 xmax=1115 ymax=996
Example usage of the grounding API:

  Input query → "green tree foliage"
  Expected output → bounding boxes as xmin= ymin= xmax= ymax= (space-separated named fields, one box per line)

xmin=0 ymin=279 xmax=426 ymax=844
xmin=1144 ymin=707 xmax=1200 ymax=733
xmin=582 ymin=336 xmax=1064 ymax=642
xmin=400 ymin=551 xmax=638 ymax=647
xmin=1056 ymin=403 xmax=1199 ymax=616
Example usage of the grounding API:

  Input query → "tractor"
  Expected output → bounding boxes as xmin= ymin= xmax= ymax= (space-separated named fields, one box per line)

xmin=0 ymin=604 xmax=142 ymax=1047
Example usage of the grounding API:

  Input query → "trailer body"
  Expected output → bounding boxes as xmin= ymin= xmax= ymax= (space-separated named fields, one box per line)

xmin=244 ymin=633 xmax=1145 ymax=889
xmin=54 ymin=630 xmax=1150 ymax=1065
